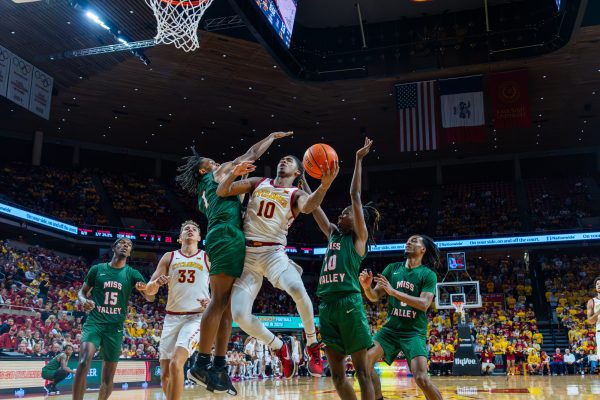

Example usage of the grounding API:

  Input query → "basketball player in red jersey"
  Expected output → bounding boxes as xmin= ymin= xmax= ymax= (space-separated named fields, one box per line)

xmin=216 ymin=156 xmax=339 ymax=378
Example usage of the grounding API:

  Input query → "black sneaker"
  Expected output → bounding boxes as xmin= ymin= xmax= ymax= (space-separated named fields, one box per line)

xmin=212 ymin=366 xmax=238 ymax=396
xmin=187 ymin=364 xmax=212 ymax=388
xmin=51 ymin=384 xmax=60 ymax=395
xmin=44 ymin=383 xmax=53 ymax=394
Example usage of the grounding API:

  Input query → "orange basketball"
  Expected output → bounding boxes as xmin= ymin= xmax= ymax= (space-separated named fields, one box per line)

xmin=302 ymin=143 xmax=339 ymax=179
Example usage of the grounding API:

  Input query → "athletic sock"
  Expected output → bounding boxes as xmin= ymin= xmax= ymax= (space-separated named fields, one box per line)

xmin=195 ymin=353 xmax=211 ymax=368
xmin=305 ymin=330 xmax=318 ymax=346
xmin=214 ymin=355 xmax=226 ymax=369
xmin=268 ymin=334 xmax=283 ymax=351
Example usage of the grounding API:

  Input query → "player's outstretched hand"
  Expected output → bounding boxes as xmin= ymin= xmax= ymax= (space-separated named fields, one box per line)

xmin=319 ymin=160 xmax=339 ymax=188
xmin=270 ymin=131 xmax=294 ymax=140
xmin=356 ymin=137 xmax=373 ymax=159
xmin=198 ymin=298 xmax=210 ymax=312
xmin=135 ymin=282 xmax=148 ymax=292
xmin=232 ymin=161 xmax=256 ymax=177
xmin=82 ymin=299 xmax=95 ymax=312
xmin=359 ymin=269 xmax=373 ymax=289
xmin=374 ymin=274 xmax=393 ymax=295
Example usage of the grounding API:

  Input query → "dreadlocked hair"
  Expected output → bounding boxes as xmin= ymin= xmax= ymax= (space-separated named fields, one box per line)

xmin=176 ymin=147 xmax=206 ymax=195
xmin=417 ymin=234 xmax=441 ymax=270
xmin=361 ymin=202 xmax=381 ymax=245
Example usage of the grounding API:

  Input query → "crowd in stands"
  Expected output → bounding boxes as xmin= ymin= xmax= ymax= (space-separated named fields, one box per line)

xmin=1 ymin=238 xmax=599 ymax=376
xmin=527 ymin=176 xmax=593 ymax=231
xmin=0 ymin=163 xmax=107 ymax=226
xmin=2 ymin=163 xmax=599 ymax=241
xmin=101 ymin=174 xmax=177 ymax=231
xmin=436 ymin=182 xmax=520 ymax=237
xmin=0 ymin=240 xmax=163 ymax=360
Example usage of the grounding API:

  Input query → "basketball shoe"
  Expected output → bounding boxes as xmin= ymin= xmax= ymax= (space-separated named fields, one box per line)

xmin=306 ymin=342 xmax=324 ymax=377
xmin=275 ymin=336 xmax=297 ymax=379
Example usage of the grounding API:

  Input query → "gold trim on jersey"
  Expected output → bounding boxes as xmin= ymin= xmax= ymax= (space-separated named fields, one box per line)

xmin=171 ymin=261 xmax=206 ymax=271
xmin=252 ymin=189 xmax=289 ymax=208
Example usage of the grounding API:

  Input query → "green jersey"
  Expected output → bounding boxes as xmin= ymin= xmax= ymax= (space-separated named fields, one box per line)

xmin=84 ymin=263 xmax=146 ymax=325
xmin=197 ymin=172 xmax=242 ymax=230
xmin=317 ymin=231 xmax=366 ymax=302
xmin=381 ymin=261 xmax=437 ymax=336
xmin=43 ymin=352 xmax=65 ymax=373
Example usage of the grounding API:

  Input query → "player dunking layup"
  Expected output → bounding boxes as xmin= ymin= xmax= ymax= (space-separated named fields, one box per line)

xmin=360 ymin=235 xmax=443 ymax=400
xmin=308 ymin=138 xmax=380 ymax=400
xmin=145 ymin=221 xmax=210 ymax=400
xmin=177 ymin=131 xmax=292 ymax=394
xmin=216 ymin=155 xmax=339 ymax=378
xmin=72 ymin=238 xmax=157 ymax=400
xmin=587 ymin=277 xmax=600 ymax=359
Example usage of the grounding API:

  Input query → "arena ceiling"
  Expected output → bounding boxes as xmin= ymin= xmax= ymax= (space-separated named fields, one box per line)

xmin=0 ymin=0 xmax=598 ymax=166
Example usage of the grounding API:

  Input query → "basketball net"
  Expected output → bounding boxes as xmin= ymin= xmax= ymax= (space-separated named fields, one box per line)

xmin=144 ymin=0 xmax=214 ymax=52
xmin=452 ymin=301 xmax=466 ymax=325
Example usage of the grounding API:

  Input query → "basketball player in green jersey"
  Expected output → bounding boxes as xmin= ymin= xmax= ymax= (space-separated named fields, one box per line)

xmin=42 ymin=344 xmax=76 ymax=395
xmin=360 ymin=235 xmax=442 ymax=400
xmin=72 ymin=238 xmax=160 ymax=400
xmin=176 ymin=131 xmax=293 ymax=393
xmin=307 ymin=137 xmax=380 ymax=400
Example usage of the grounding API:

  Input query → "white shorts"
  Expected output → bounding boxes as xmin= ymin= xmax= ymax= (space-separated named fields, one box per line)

xmin=233 ymin=246 xmax=303 ymax=297
xmin=159 ymin=313 xmax=202 ymax=360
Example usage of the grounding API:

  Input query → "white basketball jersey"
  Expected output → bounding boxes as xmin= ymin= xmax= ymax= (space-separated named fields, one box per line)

xmin=166 ymin=250 xmax=210 ymax=313
xmin=594 ymin=298 xmax=600 ymax=331
xmin=243 ymin=178 xmax=298 ymax=246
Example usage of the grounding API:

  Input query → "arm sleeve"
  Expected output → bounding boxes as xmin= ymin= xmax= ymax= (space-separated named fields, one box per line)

xmin=84 ymin=265 xmax=98 ymax=287
xmin=132 ymin=269 xmax=147 ymax=285
xmin=381 ymin=263 xmax=393 ymax=281
xmin=421 ymin=270 xmax=438 ymax=294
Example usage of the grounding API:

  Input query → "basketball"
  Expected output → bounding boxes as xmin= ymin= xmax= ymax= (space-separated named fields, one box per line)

xmin=303 ymin=144 xmax=339 ymax=179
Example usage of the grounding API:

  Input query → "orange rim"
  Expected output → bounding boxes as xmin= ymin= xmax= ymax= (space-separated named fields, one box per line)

xmin=160 ymin=0 xmax=207 ymax=6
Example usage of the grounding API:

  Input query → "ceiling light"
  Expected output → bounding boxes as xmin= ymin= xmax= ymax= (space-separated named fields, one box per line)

xmin=542 ymin=75 xmax=547 ymax=79
xmin=85 ymin=11 xmax=110 ymax=31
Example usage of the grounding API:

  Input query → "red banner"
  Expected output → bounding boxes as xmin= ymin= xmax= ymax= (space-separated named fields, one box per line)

xmin=489 ymin=70 xmax=531 ymax=129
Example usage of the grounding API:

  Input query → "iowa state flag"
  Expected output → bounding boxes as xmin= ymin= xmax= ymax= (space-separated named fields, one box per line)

xmin=489 ymin=69 xmax=531 ymax=129
xmin=439 ymin=75 xmax=486 ymax=143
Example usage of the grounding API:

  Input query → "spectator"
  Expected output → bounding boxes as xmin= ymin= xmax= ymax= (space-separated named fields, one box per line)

xmin=0 ymin=326 xmax=18 ymax=350
xmin=481 ymin=347 xmax=495 ymax=375
xmin=551 ymin=348 xmax=565 ymax=375
xmin=564 ymin=348 xmax=576 ymax=374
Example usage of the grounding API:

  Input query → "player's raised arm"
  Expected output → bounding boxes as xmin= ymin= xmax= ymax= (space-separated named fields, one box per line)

xmin=216 ymin=162 xmax=263 ymax=197
xmin=298 ymin=175 xmax=336 ymax=239
xmin=294 ymin=161 xmax=339 ymax=214
xmin=144 ymin=252 xmax=171 ymax=296
xmin=213 ymin=131 xmax=293 ymax=182
xmin=350 ymin=138 xmax=373 ymax=255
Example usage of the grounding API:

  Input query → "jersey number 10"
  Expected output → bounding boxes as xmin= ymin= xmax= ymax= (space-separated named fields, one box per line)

xmin=257 ymin=200 xmax=275 ymax=219
xmin=323 ymin=254 xmax=337 ymax=272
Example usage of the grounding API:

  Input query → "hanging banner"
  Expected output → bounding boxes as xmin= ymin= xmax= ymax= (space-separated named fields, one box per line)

xmin=489 ymin=70 xmax=531 ymax=129
xmin=7 ymin=53 xmax=33 ymax=108
xmin=0 ymin=45 xmax=12 ymax=97
xmin=29 ymin=67 xmax=53 ymax=120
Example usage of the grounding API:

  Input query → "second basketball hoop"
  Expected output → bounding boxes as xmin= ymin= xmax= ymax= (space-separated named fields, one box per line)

xmin=144 ymin=0 xmax=215 ymax=52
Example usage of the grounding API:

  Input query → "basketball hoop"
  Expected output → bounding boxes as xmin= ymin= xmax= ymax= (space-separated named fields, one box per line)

xmin=144 ymin=0 xmax=214 ymax=52
xmin=452 ymin=301 xmax=466 ymax=324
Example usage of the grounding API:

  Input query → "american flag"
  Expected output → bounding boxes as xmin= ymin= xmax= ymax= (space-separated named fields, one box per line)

xmin=395 ymin=81 xmax=438 ymax=152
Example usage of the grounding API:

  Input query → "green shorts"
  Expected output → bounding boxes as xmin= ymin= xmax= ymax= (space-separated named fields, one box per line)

xmin=205 ymin=224 xmax=245 ymax=278
xmin=81 ymin=322 xmax=123 ymax=362
xmin=374 ymin=325 xmax=428 ymax=365
xmin=318 ymin=293 xmax=373 ymax=355
xmin=41 ymin=368 xmax=57 ymax=380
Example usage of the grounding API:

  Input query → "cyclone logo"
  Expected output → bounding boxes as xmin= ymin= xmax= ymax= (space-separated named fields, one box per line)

xmin=13 ymin=57 xmax=32 ymax=75
xmin=35 ymin=70 xmax=51 ymax=88
xmin=498 ymin=80 xmax=520 ymax=103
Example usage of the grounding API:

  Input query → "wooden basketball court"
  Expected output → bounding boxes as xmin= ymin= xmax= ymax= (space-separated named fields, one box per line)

xmin=18 ymin=375 xmax=600 ymax=399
